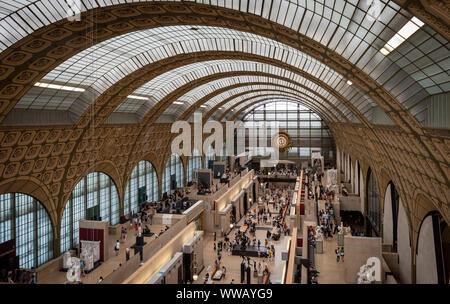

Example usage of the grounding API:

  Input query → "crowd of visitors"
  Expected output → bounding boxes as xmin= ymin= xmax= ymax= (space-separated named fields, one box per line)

xmin=0 ymin=267 xmax=36 ymax=284
xmin=200 ymin=177 xmax=296 ymax=284
xmin=256 ymin=166 xmax=298 ymax=176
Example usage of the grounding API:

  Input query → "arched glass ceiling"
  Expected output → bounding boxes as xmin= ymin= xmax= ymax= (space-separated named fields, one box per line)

xmin=195 ymin=87 xmax=346 ymax=122
xmin=116 ymin=60 xmax=363 ymax=120
xmin=202 ymin=86 xmax=337 ymax=116
xmin=2 ymin=2 xmax=446 ymax=94
xmin=154 ymin=77 xmax=346 ymax=121
xmin=221 ymin=96 xmax=332 ymax=121
xmin=204 ymin=90 xmax=327 ymax=119
xmin=4 ymin=2 xmax=446 ymax=125
xmin=242 ymin=101 xmax=319 ymax=120
xmin=240 ymin=99 xmax=325 ymax=120
xmin=205 ymin=92 xmax=337 ymax=123
xmin=0 ymin=1 xmax=425 ymax=54
xmin=17 ymin=25 xmax=366 ymax=115
xmin=146 ymin=74 xmax=347 ymax=123
xmin=10 ymin=15 xmax=444 ymax=125
xmin=181 ymin=77 xmax=347 ymax=122
xmin=223 ymin=94 xmax=326 ymax=120
xmin=236 ymin=98 xmax=325 ymax=121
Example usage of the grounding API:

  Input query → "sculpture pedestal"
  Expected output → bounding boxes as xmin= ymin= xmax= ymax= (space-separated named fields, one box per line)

xmin=315 ymin=240 xmax=323 ymax=254
xmin=337 ymin=234 xmax=344 ymax=246
xmin=63 ymin=251 xmax=72 ymax=270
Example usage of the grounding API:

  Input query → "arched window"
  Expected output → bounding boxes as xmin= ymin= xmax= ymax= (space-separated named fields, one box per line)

xmin=366 ymin=167 xmax=381 ymax=237
xmin=162 ymin=154 xmax=184 ymax=195
xmin=60 ymin=172 xmax=119 ymax=253
xmin=0 ymin=193 xmax=53 ymax=268
xmin=243 ymin=101 xmax=335 ymax=162
xmin=124 ymin=161 xmax=159 ymax=216
xmin=187 ymin=149 xmax=202 ymax=183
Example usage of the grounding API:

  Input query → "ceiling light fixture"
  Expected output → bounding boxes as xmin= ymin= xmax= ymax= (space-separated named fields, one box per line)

xmin=34 ymin=82 xmax=85 ymax=92
xmin=128 ymin=95 xmax=149 ymax=100
xmin=347 ymin=80 xmax=353 ymax=85
xmin=379 ymin=17 xmax=424 ymax=56
xmin=173 ymin=101 xmax=184 ymax=105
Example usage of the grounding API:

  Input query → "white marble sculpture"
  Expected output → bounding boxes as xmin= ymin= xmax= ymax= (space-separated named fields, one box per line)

xmin=356 ymin=257 xmax=381 ymax=284
xmin=315 ymin=226 xmax=323 ymax=241
xmin=337 ymin=223 xmax=344 ymax=235
xmin=326 ymin=169 xmax=339 ymax=194
xmin=63 ymin=251 xmax=72 ymax=269
xmin=326 ymin=169 xmax=337 ymax=187
xmin=357 ymin=263 xmax=376 ymax=284
xmin=311 ymin=152 xmax=322 ymax=161
xmin=66 ymin=256 xmax=81 ymax=283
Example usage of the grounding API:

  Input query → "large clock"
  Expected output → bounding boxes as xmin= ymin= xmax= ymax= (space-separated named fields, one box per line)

xmin=272 ymin=130 xmax=293 ymax=153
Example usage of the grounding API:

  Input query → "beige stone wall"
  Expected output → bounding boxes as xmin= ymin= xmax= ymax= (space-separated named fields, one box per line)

xmin=331 ymin=123 xmax=449 ymax=283
xmin=344 ymin=236 xmax=383 ymax=283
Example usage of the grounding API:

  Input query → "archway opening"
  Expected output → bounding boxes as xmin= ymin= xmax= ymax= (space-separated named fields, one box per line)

xmin=60 ymin=172 xmax=119 ymax=254
xmin=365 ymin=167 xmax=381 ymax=237
xmin=0 ymin=193 xmax=54 ymax=270
xmin=162 ymin=153 xmax=184 ymax=197
xmin=416 ymin=212 xmax=449 ymax=284
xmin=124 ymin=160 xmax=159 ymax=218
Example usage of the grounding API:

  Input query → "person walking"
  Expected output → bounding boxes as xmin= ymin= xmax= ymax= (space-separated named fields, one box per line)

xmin=29 ymin=267 xmax=36 ymax=284
xmin=340 ymin=247 xmax=344 ymax=262
xmin=333 ymin=223 xmax=339 ymax=234
xmin=335 ymin=247 xmax=340 ymax=263
xmin=7 ymin=270 xmax=13 ymax=283
xmin=114 ymin=240 xmax=120 ymax=256
xmin=125 ymin=247 xmax=130 ymax=261
xmin=222 ymin=266 xmax=226 ymax=279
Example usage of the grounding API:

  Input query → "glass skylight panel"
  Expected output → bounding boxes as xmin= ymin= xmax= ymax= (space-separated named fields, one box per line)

xmin=380 ymin=17 xmax=424 ymax=56
xmin=184 ymin=80 xmax=334 ymax=120
xmin=34 ymin=82 xmax=85 ymax=92
xmin=1 ymin=2 xmax=438 ymax=124
xmin=128 ymin=95 xmax=150 ymax=101
xmin=21 ymin=21 xmax=368 ymax=114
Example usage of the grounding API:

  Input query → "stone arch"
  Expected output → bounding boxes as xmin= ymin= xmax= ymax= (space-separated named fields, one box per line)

xmin=397 ymin=196 xmax=413 ymax=283
xmin=161 ymin=152 xmax=185 ymax=195
xmin=0 ymin=2 xmax=426 ymax=135
xmin=59 ymin=160 xmax=123 ymax=221
xmin=125 ymin=151 xmax=163 ymax=194
xmin=365 ymin=166 xmax=382 ymax=237
xmin=415 ymin=209 xmax=444 ymax=284
xmin=0 ymin=176 xmax=57 ymax=229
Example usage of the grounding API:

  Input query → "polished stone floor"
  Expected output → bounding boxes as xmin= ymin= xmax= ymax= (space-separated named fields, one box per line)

xmin=313 ymin=233 xmax=346 ymax=284
xmin=38 ymin=222 xmax=164 ymax=284
xmin=193 ymin=200 xmax=290 ymax=284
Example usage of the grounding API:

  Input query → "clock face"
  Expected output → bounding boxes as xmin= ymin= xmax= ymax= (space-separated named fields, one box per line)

xmin=277 ymin=136 xmax=287 ymax=147
xmin=272 ymin=130 xmax=293 ymax=153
